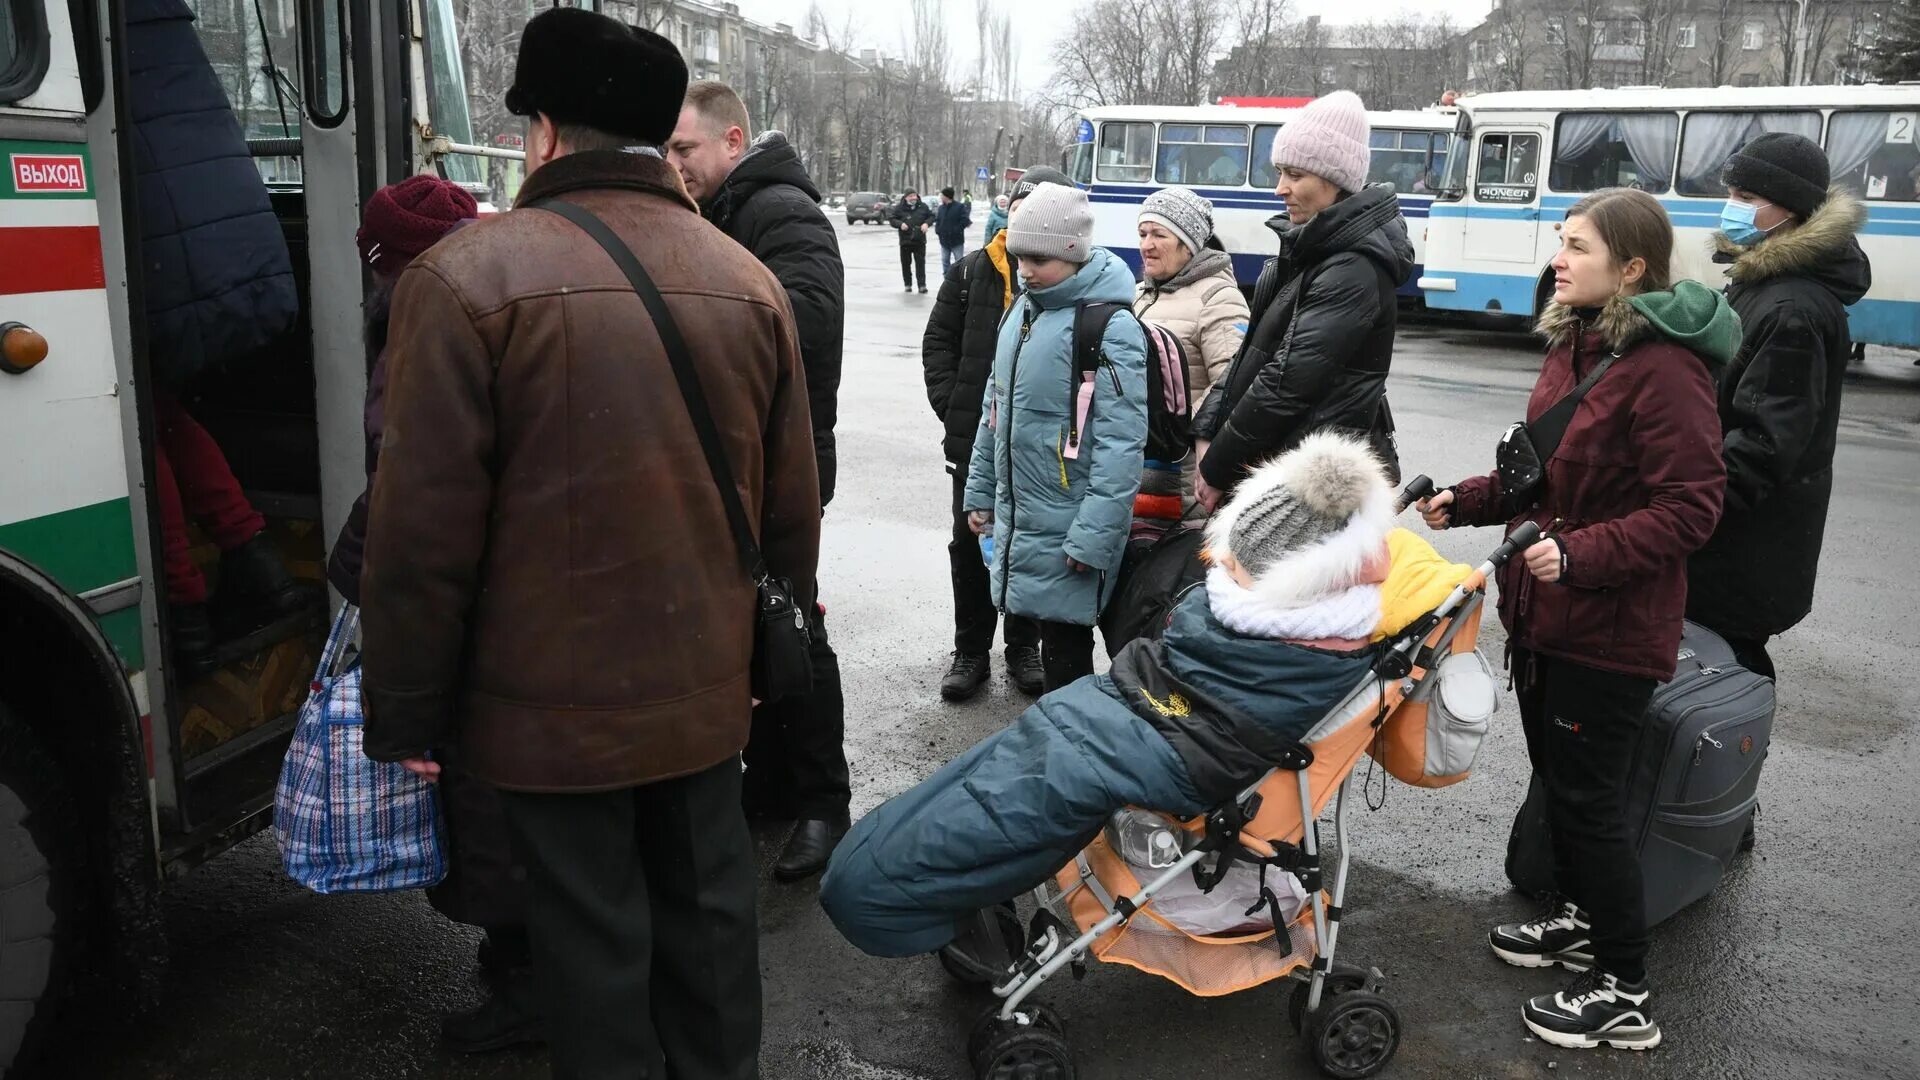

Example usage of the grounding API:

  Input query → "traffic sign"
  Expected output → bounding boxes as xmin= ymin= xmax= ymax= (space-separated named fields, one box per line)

xmin=976 ymin=166 xmax=991 ymax=181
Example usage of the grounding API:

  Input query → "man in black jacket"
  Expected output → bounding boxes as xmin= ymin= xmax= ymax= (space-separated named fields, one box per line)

xmin=670 ymin=81 xmax=851 ymax=880
xmin=892 ymin=190 xmax=935 ymax=292
xmin=1690 ymin=133 xmax=1870 ymax=681
xmin=920 ymin=167 xmax=1071 ymax=701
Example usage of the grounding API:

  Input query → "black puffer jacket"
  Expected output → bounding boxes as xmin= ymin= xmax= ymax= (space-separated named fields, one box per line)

xmin=890 ymin=197 xmax=935 ymax=244
xmin=705 ymin=132 xmax=844 ymax=507
xmin=1193 ymin=185 xmax=1413 ymax=490
xmin=1688 ymin=187 xmax=1870 ymax=638
xmin=922 ymin=236 xmax=1017 ymax=465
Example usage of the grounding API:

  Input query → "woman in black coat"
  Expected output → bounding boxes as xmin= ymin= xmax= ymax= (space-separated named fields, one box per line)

xmin=1192 ymin=91 xmax=1413 ymax=508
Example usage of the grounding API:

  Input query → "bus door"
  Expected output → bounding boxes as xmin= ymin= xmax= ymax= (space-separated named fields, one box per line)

xmin=1463 ymin=130 xmax=1544 ymax=269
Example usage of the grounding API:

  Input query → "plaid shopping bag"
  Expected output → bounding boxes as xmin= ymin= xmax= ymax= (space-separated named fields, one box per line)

xmin=273 ymin=604 xmax=446 ymax=893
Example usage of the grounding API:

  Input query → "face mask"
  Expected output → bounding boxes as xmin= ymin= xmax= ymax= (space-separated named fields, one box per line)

xmin=1720 ymin=198 xmax=1777 ymax=245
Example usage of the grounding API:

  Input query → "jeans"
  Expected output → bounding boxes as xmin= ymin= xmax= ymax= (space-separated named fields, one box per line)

xmin=941 ymin=242 xmax=965 ymax=275
xmin=1037 ymin=620 xmax=1096 ymax=693
xmin=949 ymin=464 xmax=1037 ymax=656
xmin=900 ymin=237 xmax=928 ymax=288
xmin=1513 ymin=648 xmax=1657 ymax=984
xmin=499 ymin=759 xmax=760 ymax=1080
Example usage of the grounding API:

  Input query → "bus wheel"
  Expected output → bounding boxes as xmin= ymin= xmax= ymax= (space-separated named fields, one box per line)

xmin=0 ymin=702 xmax=83 ymax=1072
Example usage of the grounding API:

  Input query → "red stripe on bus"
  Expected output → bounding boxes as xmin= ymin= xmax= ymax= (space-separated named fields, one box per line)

xmin=0 ymin=226 xmax=105 ymax=295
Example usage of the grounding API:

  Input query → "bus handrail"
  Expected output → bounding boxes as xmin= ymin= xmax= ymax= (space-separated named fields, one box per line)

xmin=247 ymin=137 xmax=303 ymax=158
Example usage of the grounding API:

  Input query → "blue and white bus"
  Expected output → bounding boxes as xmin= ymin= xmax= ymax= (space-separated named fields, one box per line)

xmin=1064 ymin=106 xmax=1456 ymax=297
xmin=1417 ymin=85 xmax=1920 ymax=346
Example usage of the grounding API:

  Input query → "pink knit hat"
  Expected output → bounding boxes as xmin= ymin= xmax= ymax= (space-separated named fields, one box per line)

xmin=1268 ymin=90 xmax=1371 ymax=195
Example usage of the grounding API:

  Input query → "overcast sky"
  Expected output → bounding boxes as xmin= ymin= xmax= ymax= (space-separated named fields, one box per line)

xmin=733 ymin=0 xmax=1495 ymax=97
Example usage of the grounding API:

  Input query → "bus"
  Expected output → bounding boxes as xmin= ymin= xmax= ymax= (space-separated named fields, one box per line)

xmin=1417 ymin=85 xmax=1920 ymax=346
xmin=1062 ymin=105 xmax=1456 ymax=297
xmin=0 ymin=0 xmax=497 ymax=1061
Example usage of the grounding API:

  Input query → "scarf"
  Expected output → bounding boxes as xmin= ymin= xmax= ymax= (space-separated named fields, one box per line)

xmin=1204 ymin=566 xmax=1381 ymax=643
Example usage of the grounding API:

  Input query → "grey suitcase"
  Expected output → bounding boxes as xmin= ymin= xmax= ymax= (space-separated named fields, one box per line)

xmin=1505 ymin=621 xmax=1774 ymax=926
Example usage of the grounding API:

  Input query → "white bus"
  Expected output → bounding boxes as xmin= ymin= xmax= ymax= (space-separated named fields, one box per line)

xmin=0 ymin=0 xmax=501 ymax=1060
xmin=1063 ymin=105 xmax=1455 ymax=297
xmin=1417 ymin=85 xmax=1920 ymax=346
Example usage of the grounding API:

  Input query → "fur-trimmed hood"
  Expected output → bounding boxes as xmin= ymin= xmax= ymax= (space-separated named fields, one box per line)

xmin=1713 ymin=186 xmax=1869 ymax=304
xmin=1535 ymin=280 xmax=1741 ymax=369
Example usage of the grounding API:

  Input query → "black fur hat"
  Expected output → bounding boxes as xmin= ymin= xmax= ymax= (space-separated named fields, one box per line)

xmin=504 ymin=8 xmax=688 ymax=145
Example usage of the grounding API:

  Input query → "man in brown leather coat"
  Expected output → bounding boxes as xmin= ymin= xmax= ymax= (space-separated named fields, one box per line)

xmin=358 ymin=10 xmax=819 ymax=1078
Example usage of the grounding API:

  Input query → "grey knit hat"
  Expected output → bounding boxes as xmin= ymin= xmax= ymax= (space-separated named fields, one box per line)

xmin=1005 ymin=182 xmax=1095 ymax=263
xmin=1139 ymin=187 xmax=1214 ymax=255
xmin=1008 ymin=165 xmax=1074 ymax=205
xmin=1204 ymin=432 xmax=1395 ymax=607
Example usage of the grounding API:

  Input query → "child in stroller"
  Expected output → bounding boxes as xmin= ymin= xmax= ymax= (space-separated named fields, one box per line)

xmin=821 ymin=435 xmax=1524 ymax=1076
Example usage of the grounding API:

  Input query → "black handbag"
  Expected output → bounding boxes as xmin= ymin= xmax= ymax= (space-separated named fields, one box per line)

xmin=533 ymin=199 xmax=813 ymax=703
xmin=1496 ymin=351 xmax=1618 ymax=515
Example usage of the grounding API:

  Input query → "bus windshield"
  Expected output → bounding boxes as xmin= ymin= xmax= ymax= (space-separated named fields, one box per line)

xmin=422 ymin=0 xmax=483 ymax=186
xmin=1437 ymin=128 xmax=1472 ymax=197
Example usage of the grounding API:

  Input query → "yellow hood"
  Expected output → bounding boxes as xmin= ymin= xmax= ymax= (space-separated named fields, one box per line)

xmin=1374 ymin=529 xmax=1474 ymax=641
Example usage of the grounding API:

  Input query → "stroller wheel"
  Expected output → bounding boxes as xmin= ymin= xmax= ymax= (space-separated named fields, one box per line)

xmin=970 ymin=1006 xmax=1074 ymax=1080
xmin=1288 ymin=964 xmax=1373 ymax=1033
xmin=1306 ymin=991 xmax=1401 ymax=1079
xmin=968 ymin=1002 xmax=1067 ymax=1069
xmin=939 ymin=903 xmax=1027 ymax=987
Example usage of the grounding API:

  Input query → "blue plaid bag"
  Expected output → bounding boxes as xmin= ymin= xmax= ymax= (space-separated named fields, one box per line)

xmin=273 ymin=604 xmax=446 ymax=893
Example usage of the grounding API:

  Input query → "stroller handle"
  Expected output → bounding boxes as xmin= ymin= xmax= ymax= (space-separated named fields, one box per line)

xmin=1395 ymin=474 xmax=1436 ymax=513
xmin=1489 ymin=521 xmax=1543 ymax=568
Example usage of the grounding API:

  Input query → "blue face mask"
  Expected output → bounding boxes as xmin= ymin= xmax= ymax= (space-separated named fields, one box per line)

xmin=1720 ymin=198 xmax=1775 ymax=245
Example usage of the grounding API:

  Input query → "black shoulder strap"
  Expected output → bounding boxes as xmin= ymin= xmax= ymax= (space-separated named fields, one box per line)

xmin=1526 ymin=351 xmax=1619 ymax=466
xmin=1073 ymin=301 xmax=1128 ymax=378
xmin=532 ymin=198 xmax=767 ymax=584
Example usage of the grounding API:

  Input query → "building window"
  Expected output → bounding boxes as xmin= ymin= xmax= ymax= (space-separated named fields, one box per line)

xmin=1319 ymin=64 xmax=1336 ymax=85
xmin=1742 ymin=22 xmax=1764 ymax=49
xmin=1621 ymin=19 xmax=1646 ymax=46
xmin=1677 ymin=23 xmax=1696 ymax=48
xmin=1545 ymin=17 xmax=1565 ymax=45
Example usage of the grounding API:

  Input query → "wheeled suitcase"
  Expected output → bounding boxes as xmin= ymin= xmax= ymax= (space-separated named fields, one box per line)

xmin=1505 ymin=621 xmax=1774 ymax=927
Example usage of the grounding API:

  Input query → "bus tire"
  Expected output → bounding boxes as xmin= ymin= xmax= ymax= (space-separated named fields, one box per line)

xmin=0 ymin=702 xmax=84 ymax=1073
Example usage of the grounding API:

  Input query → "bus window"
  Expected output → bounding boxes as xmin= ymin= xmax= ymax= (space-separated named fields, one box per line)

xmin=1369 ymin=129 xmax=1438 ymax=194
xmin=1097 ymin=121 xmax=1154 ymax=183
xmin=1 ymin=3 xmax=19 ymax=94
xmin=1068 ymin=139 xmax=1093 ymax=185
xmin=1428 ymin=134 xmax=1449 ymax=191
xmin=1550 ymin=112 xmax=1678 ymax=194
xmin=1828 ymin=110 xmax=1920 ymax=202
xmin=420 ymin=0 xmax=482 ymax=185
xmin=1155 ymin=124 xmax=1248 ymax=186
xmin=193 ymin=0 xmax=303 ymax=182
xmin=1676 ymin=111 xmax=1820 ymax=195
xmin=1251 ymin=124 xmax=1282 ymax=189
xmin=1474 ymin=132 xmax=1539 ymax=204
xmin=1 ymin=0 xmax=47 ymax=103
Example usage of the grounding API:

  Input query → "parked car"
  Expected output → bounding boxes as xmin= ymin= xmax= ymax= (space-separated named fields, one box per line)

xmin=846 ymin=191 xmax=890 ymax=225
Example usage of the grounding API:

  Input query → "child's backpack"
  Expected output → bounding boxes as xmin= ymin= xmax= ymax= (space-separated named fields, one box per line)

xmin=1069 ymin=303 xmax=1192 ymax=465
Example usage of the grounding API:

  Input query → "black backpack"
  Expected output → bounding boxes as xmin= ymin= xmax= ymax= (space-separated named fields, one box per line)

xmin=1069 ymin=303 xmax=1193 ymax=465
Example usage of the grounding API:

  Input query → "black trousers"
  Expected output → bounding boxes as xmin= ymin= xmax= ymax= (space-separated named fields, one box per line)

xmin=1037 ymin=620 xmax=1096 ymax=693
xmin=742 ymin=591 xmax=851 ymax=819
xmin=1723 ymin=635 xmax=1776 ymax=681
xmin=950 ymin=465 xmax=1037 ymax=655
xmin=900 ymin=238 xmax=927 ymax=288
xmin=498 ymin=758 xmax=760 ymax=1080
xmin=1514 ymin=649 xmax=1657 ymax=983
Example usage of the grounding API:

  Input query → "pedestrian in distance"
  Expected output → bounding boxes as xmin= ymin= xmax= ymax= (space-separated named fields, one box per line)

xmin=891 ymin=189 xmax=935 ymax=292
xmin=963 ymin=182 xmax=1148 ymax=692
xmin=935 ymin=185 xmax=973 ymax=276
xmin=1133 ymin=186 xmax=1251 ymax=515
xmin=985 ymin=192 xmax=1010 ymax=245
xmin=330 ymin=176 xmax=540 ymax=1055
xmin=359 ymin=10 xmax=820 ymax=1078
xmin=1419 ymin=187 xmax=1733 ymax=1053
xmin=1191 ymin=90 xmax=1413 ymax=513
xmin=921 ymin=165 xmax=1075 ymax=703
xmin=1689 ymin=133 xmax=1870 ymax=682
xmin=668 ymin=80 xmax=853 ymax=880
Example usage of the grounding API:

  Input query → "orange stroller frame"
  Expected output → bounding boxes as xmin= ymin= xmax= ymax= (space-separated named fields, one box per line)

xmin=960 ymin=508 xmax=1544 ymax=1080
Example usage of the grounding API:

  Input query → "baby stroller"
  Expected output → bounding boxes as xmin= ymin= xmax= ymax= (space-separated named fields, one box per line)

xmin=950 ymin=484 xmax=1542 ymax=1080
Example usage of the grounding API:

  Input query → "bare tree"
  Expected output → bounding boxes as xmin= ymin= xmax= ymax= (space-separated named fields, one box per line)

xmin=1214 ymin=0 xmax=1293 ymax=97
xmin=1630 ymin=0 xmax=1691 ymax=83
xmin=1049 ymin=0 xmax=1227 ymax=107
xmin=1697 ymin=0 xmax=1746 ymax=85
xmin=1481 ymin=0 xmax=1537 ymax=91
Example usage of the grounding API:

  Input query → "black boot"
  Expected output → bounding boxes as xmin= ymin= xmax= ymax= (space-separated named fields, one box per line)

xmin=941 ymin=652 xmax=990 ymax=702
xmin=213 ymin=533 xmax=308 ymax=633
xmin=169 ymin=603 xmax=218 ymax=680
xmin=774 ymin=811 xmax=850 ymax=882
xmin=1005 ymin=646 xmax=1044 ymax=698
xmin=441 ymin=964 xmax=544 ymax=1054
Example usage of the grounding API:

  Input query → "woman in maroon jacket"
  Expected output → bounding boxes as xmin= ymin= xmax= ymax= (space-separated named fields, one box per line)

xmin=1420 ymin=188 xmax=1733 ymax=1053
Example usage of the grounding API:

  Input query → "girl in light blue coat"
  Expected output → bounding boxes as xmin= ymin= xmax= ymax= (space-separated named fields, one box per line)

xmin=964 ymin=183 xmax=1149 ymax=692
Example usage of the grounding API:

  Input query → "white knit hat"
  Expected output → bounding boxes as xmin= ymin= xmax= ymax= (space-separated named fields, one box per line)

xmin=1138 ymin=187 xmax=1214 ymax=256
xmin=1268 ymin=90 xmax=1372 ymax=195
xmin=1204 ymin=432 xmax=1394 ymax=609
xmin=1004 ymin=182 xmax=1094 ymax=263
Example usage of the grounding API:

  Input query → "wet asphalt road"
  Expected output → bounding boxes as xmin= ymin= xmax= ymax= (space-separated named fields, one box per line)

xmin=52 ymin=220 xmax=1920 ymax=1080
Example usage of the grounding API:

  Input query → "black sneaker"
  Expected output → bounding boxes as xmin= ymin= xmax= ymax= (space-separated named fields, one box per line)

xmin=213 ymin=532 xmax=309 ymax=633
xmin=941 ymin=652 xmax=990 ymax=702
xmin=1522 ymin=968 xmax=1661 ymax=1051
xmin=1489 ymin=896 xmax=1594 ymax=971
xmin=441 ymin=968 xmax=544 ymax=1053
xmin=1005 ymin=646 xmax=1044 ymax=698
